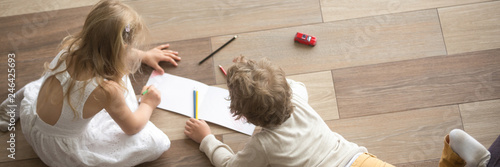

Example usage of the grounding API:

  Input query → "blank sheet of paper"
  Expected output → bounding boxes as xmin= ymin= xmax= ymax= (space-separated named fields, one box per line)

xmin=145 ymin=71 xmax=256 ymax=135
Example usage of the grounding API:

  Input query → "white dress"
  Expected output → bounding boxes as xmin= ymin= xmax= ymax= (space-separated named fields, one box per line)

xmin=19 ymin=51 xmax=170 ymax=166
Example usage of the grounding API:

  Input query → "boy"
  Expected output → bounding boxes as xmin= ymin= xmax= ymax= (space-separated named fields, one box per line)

xmin=184 ymin=56 xmax=492 ymax=167
xmin=184 ymin=56 xmax=392 ymax=166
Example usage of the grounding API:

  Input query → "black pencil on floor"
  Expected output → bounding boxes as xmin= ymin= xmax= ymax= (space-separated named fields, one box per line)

xmin=198 ymin=35 xmax=238 ymax=65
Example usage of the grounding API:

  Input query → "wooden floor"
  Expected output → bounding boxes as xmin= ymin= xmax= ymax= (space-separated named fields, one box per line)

xmin=1 ymin=0 xmax=499 ymax=166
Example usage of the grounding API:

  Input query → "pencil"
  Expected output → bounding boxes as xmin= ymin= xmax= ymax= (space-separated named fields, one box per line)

xmin=193 ymin=90 xmax=196 ymax=119
xmin=219 ymin=65 xmax=227 ymax=76
xmin=142 ymin=86 xmax=150 ymax=95
xmin=198 ymin=35 xmax=238 ymax=65
xmin=195 ymin=90 xmax=199 ymax=120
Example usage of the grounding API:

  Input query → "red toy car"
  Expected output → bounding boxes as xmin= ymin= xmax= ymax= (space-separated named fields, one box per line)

xmin=294 ymin=32 xmax=316 ymax=46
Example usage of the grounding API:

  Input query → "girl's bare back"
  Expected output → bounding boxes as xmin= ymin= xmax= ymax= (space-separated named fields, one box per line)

xmin=36 ymin=65 xmax=105 ymax=125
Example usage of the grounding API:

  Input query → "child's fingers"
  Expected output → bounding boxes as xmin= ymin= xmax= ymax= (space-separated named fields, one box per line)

xmin=184 ymin=124 xmax=192 ymax=131
xmin=148 ymin=86 xmax=159 ymax=95
xmin=152 ymin=64 xmax=165 ymax=75
xmin=166 ymin=57 xmax=178 ymax=67
xmin=186 ymin=118 xmax=196 ymax=127
xmin=184 ymin=129 xmax=191 ymax=136
xmin=163 ymin=50 xmax=179 ymax=57
xmin=160 ymin=56 xmax=178 ymax=66
xmin=141 ymin=85 xmax=150 ymax=94
xmin=156 ymin=44 xmax=170 ymax=50
xmin=164 ymin=52 xmax=181 ymax=60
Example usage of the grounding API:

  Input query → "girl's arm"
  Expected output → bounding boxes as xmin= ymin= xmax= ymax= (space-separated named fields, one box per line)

xmin=103 ymin=81 xmax=161 ymax=135
xmin=133 ymin=44 xmax=181 ymax=75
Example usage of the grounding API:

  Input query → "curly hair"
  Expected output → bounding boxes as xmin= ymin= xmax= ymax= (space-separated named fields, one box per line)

xmin=226 ymin=56 xmax=293 ymax=128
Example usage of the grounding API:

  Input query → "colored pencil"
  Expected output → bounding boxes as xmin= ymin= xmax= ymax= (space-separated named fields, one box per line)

xmin=219 ymin=65 xmax=227 ymax=76
xmin=195 ymin=90 xmax=199 ymax=119
xmin=193 ymin=90 xmax=196 ymax=119
xmin=193 ymin=89 xmax=199 ymax=119
xmin=198 ymin=35 xmax=237 ymax=65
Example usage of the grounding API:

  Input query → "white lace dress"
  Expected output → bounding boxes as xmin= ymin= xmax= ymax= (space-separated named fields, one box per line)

xmin=19 ymin=51 xmax=170 ymax=166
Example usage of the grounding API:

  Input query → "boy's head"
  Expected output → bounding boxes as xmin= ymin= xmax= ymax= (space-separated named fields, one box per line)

xmin=226 ymin=56 xmax=293 ymax=128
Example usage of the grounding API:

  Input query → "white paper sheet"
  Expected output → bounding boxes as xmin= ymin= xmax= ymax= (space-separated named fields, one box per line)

xmin=145 ymin=71 xmax=256 ymax=135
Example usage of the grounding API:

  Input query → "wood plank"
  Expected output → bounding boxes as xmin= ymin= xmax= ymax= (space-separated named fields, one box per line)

xmin=0 ymin=0 xmax=97 ymax=17
xmin=287 ymin=71 xmax=339 ymax=120
xmin=393 ymin=158 xmax=440 ymax=167
xmin=126 ymin=0 xmax=322 ymax=43
xmin=439 ymin=1 xmax=500 ymax=54
xmin=459 ymin=99 xmax=500 ymax=148
xmin=320 ymin=0 xmax=489 ymax=22
xmin=327 ymin=105 xmax=462 ymax=165
xmin=0 ymin=158 xmax=47 ymax=167
xmin=333 ymin=48 xmax=500 ymax=118
xmin=137 ymin=136 xmax=222 ymax=167
xmin=0 ymin=6 xmax=89 ymax=61
xmin=0 ymin=6 xmax=90 ymax=102
xmin=212 ymin=9 xmax=445 ymax=84
xmin=130 ymin=38 xmax=215 ymax=94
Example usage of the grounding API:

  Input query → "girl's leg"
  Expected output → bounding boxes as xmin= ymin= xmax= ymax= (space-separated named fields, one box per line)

xmin=0 ymin=87 xmax=25 ymax=132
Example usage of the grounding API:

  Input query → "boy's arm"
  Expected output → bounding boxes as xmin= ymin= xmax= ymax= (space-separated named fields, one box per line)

xmin=199 ymin=134 xmax=268 ymax=167
xmin=185 ymin=118 xmax=268 ymax=166
xmin=287 ymin=79 xmax=309 ymax=102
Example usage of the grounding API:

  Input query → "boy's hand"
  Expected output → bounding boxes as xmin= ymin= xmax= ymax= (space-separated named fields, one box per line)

xmin=184 ymin=118 xmax=212 ymax=143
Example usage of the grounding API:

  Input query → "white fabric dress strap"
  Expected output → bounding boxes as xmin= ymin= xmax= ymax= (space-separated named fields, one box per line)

xmin=33 ymin=51 xmax=100 ymax=136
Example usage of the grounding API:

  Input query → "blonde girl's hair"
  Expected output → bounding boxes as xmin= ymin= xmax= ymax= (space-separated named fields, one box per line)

xmin=226 ymin=56 xmax=293 ymax=128
xmin=46 ymin=0 xmax=147 ymax=118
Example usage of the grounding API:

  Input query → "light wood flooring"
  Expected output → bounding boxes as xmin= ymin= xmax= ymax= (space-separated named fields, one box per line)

xmin=1 ymin=0 xmax=499 ymax=166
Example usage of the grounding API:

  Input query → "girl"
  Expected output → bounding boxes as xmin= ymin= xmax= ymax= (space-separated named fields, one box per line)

xmin=0 ymin=0 xmax=180 ymax=166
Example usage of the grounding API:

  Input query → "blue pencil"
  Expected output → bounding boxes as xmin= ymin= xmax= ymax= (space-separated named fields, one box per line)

xmin=193 ymin=90 xmax=196 ymax=119
xmin=195 ymin=90 xmax=199 ymax=119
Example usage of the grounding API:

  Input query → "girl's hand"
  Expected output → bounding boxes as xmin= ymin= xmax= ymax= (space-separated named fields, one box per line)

xmin=140 ymin=85 xmax=161 ymax=108
xmin=184 ymin=118 xmax=212 ymax=143
xmin=141 ymin=44 xmax=181 ymax=75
